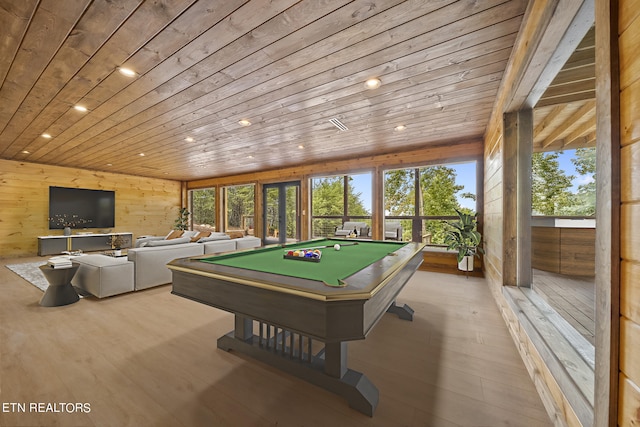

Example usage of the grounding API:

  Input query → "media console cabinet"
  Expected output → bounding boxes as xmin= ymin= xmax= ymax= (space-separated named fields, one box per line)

xmin=37 ymin=232 xmax=133 ymax=256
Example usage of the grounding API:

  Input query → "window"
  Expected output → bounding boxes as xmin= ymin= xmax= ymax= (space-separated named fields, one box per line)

xmin=190 ymin=188 xmax=216 ymax=232
xmin=311 ymin=173 xmax=372 ymax=237
xmin=224 ymin=184 xmax=254 ymax=232
xmin=384 ymin=161 xmax=477 ymax=242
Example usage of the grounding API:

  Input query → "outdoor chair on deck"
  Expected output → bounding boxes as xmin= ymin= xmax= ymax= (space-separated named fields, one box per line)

xmin=335 ymin=221 xmax=368 ymax=238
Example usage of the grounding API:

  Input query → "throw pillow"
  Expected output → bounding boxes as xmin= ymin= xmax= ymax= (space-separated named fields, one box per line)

xmin=226 ymin=230 xmax=245 ymax=239
xmin=165 ymin=230 xmax=184 ymax=240
xmin=191 ymin=231 xmax=212 ymax=242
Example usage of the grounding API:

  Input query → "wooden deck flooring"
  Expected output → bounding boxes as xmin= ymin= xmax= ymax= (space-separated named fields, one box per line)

xmin=532 ymin=269 xmax=596 ymax=345
xmin=0 ymin=256 xmax=551 ymax=427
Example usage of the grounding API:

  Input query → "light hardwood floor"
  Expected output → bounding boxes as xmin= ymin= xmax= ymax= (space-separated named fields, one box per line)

xmin=1 ymin=256 xmax=552 ymax=427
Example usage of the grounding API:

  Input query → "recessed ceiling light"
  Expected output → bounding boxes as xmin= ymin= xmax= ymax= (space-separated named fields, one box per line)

xmin=364 ymin=78 xmax=381 ymax=89
xmin=185 ymin=137 xmax=194 ymax=142
xmin=41 ymin=133 xmax=52 ymax=138
xmin=238 ymin=119 xmax=251 ymax=127
xmin=21 ymin=150 xmax=30 ymax=154
xmin=394 ymin=125 xmax=406 ymax=131
xmin=73 ymin=105 xmax=88 ymax=112
xmin=138 ymin=153 xmax=145 ymax=157
xmin=247 ymin=155 xmax=254 ymax=159
xmin=106 ymin=163 xmax=112 ymax=166
xmin=298 ymin=145 xmax=304 ymax=149
xmin=118 ymin=67 xmax=137 ymax=77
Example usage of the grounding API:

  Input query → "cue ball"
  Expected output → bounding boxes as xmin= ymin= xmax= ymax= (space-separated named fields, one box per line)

xmin=334 ymin=244 xmax=341 ymax=251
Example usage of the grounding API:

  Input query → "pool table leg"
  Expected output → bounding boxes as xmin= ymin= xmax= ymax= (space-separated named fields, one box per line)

xmin=217 ymin=315 xmax=379 ymax=416
xmin=386 ymin=300 xmax=414 ymax=321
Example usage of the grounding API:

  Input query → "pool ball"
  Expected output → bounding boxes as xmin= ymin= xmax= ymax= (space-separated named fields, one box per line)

xmin=334 ymin=244 xmax=341 ymax=251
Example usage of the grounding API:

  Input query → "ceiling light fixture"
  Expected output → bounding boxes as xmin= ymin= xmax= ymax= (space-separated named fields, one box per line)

xmin=21 ymin=150 xmax=30 ymax=154
xmin=41 ymin=133 xmax=52 ymax=138
xmin=238 ymin=119 xmax=251 ymax=127
xmin=73 ymin=105 xmax=88 ymax=112
xmin=118 ymin=67 xmax=137 ymax=77
xmin=298 ymin=145 xmax=304 ymax=149
xmin=185 ymin=137 xmax=194 ymax=142
xmin=138 ymin=153 xmax=145 ymax=157
xmin=394 ymin=125 xmax=406 ymax=131
xmin=364 ymin=78 xmax=381 ymax=89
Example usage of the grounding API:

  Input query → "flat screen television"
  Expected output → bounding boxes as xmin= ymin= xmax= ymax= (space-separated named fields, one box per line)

xmin=48 ymin=186 xmax=115 ymax=230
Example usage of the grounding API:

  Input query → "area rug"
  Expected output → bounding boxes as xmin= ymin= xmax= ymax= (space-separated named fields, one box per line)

xmin=6 ymin=261 xmax=49 ymax=292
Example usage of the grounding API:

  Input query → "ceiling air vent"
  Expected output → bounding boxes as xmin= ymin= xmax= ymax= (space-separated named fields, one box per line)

xmin=329 ymin=118 xmax=348 ymax=131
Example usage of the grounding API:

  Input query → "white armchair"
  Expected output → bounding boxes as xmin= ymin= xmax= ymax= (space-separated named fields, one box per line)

xmin=335 ymin=221 xmax=368 ymax=237
xmin=384 ymin=222 xmax=403 ymax=241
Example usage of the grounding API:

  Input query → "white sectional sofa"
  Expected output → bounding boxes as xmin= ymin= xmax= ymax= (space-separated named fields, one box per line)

xmin=72 ymin=234 xmax=261 ymax=297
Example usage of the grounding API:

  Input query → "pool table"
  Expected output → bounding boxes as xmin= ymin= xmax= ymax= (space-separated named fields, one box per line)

xmin=168 ymin=238 xmax=425 ymax=416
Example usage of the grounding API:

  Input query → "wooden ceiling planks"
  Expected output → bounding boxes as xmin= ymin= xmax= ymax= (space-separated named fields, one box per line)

xmin=0 ymin=0 xmax=533 ymax=180
xmin=533 ymin=26 xmax=595 ymax=153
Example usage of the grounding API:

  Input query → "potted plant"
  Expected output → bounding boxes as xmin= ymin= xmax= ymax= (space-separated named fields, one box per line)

xmin=174 ymin=207 xmax=190 ymax=231
xmin=444 ymin=209 xmax=484 ymax=272
xmin=108 ymin=234 xmax=126 ymax=256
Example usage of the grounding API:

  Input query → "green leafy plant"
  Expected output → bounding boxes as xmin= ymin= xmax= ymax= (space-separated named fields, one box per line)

xmin=107 ymin=234 xmax=126 ymax=250
xmin=174 ymin=207 xmax=191 ymax=231
xmin=444 ymin=209 xmax=484 ymax=263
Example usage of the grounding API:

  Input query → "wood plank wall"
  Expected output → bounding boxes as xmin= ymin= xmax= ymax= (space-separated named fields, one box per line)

xmin=618 ymin=0 xmax=640 ymax=424
xmin=0 ymin=159 xmax=182 ymax=258
xmin=532 ymin=227 xmax=596 ymax=276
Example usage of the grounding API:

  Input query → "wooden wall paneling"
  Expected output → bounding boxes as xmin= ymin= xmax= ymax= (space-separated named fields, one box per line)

xmin=595 ymin=0 xmax=621 ymax=425
xmin=619 ymin=3 xmax=640 ymax=92
xmin=502 ymin=111 xmax=524 ymax=287
xmin=618 ymin=375 xmax=640 ymax=426
xmin=559 ymin=228 xmax=596 ymax=276
xmin=621 ymin=261 xmax=640 ymax=324
xmin=620 ymin=203 xmax=640 ymax=261
xmin=620 ymin=317 xmax=640 ymax=387
xmin=0 ymin=159 xmax=181 ymax=258
xmin=621 ymin=143 xmax=640 ymax=202
xmin=620 ymin=78 xmax=640 ymax=147
xmin=532 ymin=227 xmax=561 ymax=273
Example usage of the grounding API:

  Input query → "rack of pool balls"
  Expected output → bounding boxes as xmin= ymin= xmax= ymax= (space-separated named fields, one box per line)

xmin=283 ymin=248 xmax=322 ymax=262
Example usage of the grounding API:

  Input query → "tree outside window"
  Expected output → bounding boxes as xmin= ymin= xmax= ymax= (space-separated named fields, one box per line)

xmin=225 ymin=184 xmax=254 ymax=232
xmin=191 ymin=188 xmax=216 ymax=232
xmin=531 ymin=148 xmax=596 ymax=216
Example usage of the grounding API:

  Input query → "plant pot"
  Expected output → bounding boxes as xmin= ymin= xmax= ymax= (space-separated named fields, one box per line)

xmin=458 ymin=255 xmax=475 ymax=272
xmin=64 ymin=227 xmax=71 ymax=236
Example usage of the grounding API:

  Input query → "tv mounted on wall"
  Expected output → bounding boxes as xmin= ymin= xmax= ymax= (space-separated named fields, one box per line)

xmin=48 ymin=186 xmax=115 ymax=230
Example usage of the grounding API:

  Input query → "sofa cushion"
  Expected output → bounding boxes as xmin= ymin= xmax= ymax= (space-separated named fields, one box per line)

xmin=146 ymin=236 xmax=191 ymax=246
xmin=127 ymin=242 xmax=205 ymax=290
xmin=197 ymin=233 xmax=231 ymax=243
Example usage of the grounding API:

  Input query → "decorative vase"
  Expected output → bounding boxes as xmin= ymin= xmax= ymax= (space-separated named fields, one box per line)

xmin=64 ymin=227 xmax=71 ymax=236
xmin=458 ymin=255 xmax=475 ymax=272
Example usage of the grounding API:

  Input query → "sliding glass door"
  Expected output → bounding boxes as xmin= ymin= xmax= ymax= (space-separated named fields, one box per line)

xmin=263 ymin=181 xmax=300 ymax=245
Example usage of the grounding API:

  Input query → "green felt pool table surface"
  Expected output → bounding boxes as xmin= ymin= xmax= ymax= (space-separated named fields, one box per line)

xmin=199 ymin=238 xmax=407 ymax=287
xmin=168 ymin=238 xmax=424 ymax=301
